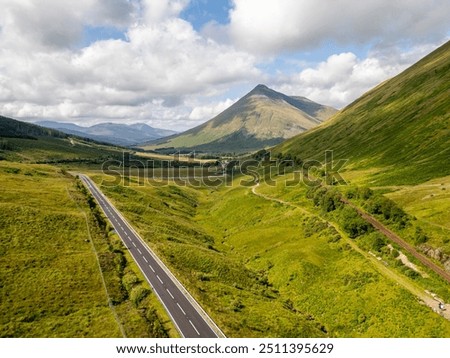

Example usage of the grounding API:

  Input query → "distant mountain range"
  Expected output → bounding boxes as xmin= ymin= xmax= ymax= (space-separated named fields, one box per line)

xmin=142 ymin=85 xmax=337 ymax=153
xmin=274 ymin=40 xmax=450 ymax=185
xmin=36 ymin=121 xmax=177 ymax=147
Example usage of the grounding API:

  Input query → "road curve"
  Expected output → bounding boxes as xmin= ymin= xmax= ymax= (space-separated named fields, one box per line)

xmin=79 ymin=174 xmax=223 ymax=338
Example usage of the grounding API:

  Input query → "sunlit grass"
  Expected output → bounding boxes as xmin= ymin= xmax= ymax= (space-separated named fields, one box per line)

xmin=89 ymin=170 xmax=450 ymax=337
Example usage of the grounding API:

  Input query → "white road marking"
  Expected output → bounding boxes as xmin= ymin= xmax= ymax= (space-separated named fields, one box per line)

xmin=189 ymin=320 xmax=200 ymax=335
xmin=82 ymin=178 xmax=220 ymax=337
xmin=166 ymin=289 xmax=174 ymax=299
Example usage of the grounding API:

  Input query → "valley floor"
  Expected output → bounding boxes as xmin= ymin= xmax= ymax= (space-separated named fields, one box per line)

xmin=2 ymin=159 xmax=450 ymax=338
xmin=86 ymin=168 xmax=450 ymax=337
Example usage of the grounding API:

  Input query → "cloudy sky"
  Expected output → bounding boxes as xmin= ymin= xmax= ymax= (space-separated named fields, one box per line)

xmin=0 ymin=0 xmax=448 ymax=131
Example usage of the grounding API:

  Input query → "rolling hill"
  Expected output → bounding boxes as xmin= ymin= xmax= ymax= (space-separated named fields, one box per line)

xmin=142 ymin=85 xmax=337 ymax=153
xmin=273 ymin=41 xmax=450 ymax=185
xmin=0 ymin=116 xmax=68 ymax=139
xmin=37 ymin=121 xmax=177 ymax=147
xmin=0 ymin=116 xmax=125 ymax=163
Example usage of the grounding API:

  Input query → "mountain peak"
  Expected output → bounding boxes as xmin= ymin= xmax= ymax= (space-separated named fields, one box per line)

xmin=254 ymin=84 xmax=270 ymax=90
xmin=249 ymin=84 xmax=274 ymax=96
xmin=142 ymin=85 xmax=337 ymax=153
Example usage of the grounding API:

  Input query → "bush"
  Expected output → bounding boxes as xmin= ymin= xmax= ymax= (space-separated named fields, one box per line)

xmin=122 ymin=272 xmax=140 ymax=292
xmin=358 ymin=187 xmax=373 ymax=200
xmin=400 ymin=266 xmax=419 ymax=279
xmin=146 ymin=309 xmax=169 ymax=337
xmin=307 ymin=186 xmax=343 ymax=212
xmin=130 ymin=286 xmax=151 ymax=307
xmin=371 ymin=234 xmax=386 ymax=252
xmin=413 ymin=227 xmax=429 ymax=244
xmin=0 ymin=140 xmax=14 ymax=150
xmin=320 ymin=190 xmax=343 ymax=212
xmin=339 ymin=207 xmax=372 ymax=238
xmin=345 ymin=188 xmax=357 ymax=199
xmin=365 ymin=195 xmax=409 ymax=228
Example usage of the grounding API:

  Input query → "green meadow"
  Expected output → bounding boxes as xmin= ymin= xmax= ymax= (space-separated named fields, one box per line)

xmin=90 ymin=171 xmax=450 ymax=337
xmin=0 ymin=162 xmax=174 ymax=337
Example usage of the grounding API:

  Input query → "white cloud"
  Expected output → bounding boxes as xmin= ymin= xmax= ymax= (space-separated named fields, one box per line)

xmin=228 ymin=0 xmax=450 ymax=54
xmin=142 ymin=0 xmax=190 ymax=23
xmin=0 ymin=0 xmax=260 ymax=128
xmin=0 ymin=0 xmax=448 ymax=131
xmin=189 ymin=98 xmax=237 ymax=121
xmin=0 ymin=0 xmax=134 ymax=50
xmin=273 ymin=43 xmax=439 ymax=108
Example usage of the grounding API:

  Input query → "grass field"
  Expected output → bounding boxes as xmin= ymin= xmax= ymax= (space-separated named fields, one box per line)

xmin=89 ymin=171 xmax=450 ymax=337
xmin=0 ymin=162 xmax=174 ymax=337
xmin=0 ymin=136 xmax=124 ymax=164
xmin=0 ymin=162 xmax=121 ymax=337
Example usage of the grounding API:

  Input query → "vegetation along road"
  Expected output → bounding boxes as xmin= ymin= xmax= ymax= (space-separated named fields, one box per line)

xmin=79 ymin=175 xmax=224 ymax=338
xmin=342 ymin=197 xmax=450 ymax=284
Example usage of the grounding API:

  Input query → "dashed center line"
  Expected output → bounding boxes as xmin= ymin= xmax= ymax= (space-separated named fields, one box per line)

xmin=82 ymin=177 xmax=221 ymax=338
xmin=189 ymin=320 xmax=200 ymax=336
xmin=166 ymin=289 xmax=174 ymax=299
xmin=177 ymin=303 xmax=186 ymax=315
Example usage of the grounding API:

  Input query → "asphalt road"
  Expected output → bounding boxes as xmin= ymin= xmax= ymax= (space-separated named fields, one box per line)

xmin=79 ymin=175 xmax=221 ymax=338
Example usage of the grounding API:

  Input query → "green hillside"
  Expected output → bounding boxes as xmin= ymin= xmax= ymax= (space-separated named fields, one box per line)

xmin=0 ymin=115 xmax=67 ymax=139
xmin=274 ymin=41 xmax=450 ymax=185
xmin=143 ymin=85 xmax=336 ymax=153
xmin=0 ymin=116 xmax=124 ymax=163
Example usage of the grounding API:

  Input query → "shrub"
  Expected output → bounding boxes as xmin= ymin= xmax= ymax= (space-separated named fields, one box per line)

xmin=339 ymin=207 xmax=372 ymax=238
xmin=130 ymin=286 xmax=150 ymax=307
xmin=320 ymin=189 xmax=343 ymax=212
xmin=371 ymin=234 xmax=386 ymax=252
xmin=413 ymin=227 xmax=429 ymax=244
xmin=365 ymin=195 xmax=409 ymax=228
xmin=358 ymin=187 xmax=373 ymax=200
xmin=122 ymin=272 xmax=140 ymax=292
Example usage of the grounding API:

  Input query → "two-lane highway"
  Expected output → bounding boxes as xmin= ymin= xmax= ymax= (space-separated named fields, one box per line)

xmin=79 ymin=174 xmax=223 ymax=338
